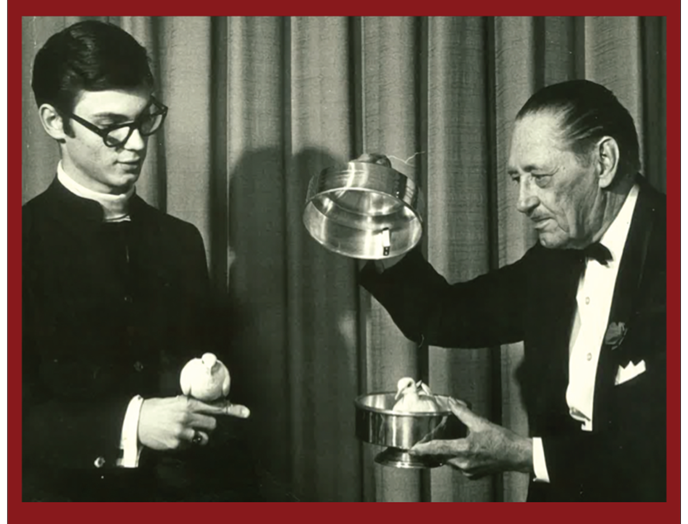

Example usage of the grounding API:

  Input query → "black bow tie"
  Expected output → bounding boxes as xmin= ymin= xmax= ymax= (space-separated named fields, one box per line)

xmin=581 ymin=242 xmax=612 ymax=266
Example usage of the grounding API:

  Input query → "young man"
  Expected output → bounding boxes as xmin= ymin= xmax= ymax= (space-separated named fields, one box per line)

xmin=360 ymin=80 xmax=666 ymax=502
xmin=22 ymin=20 xmax=253 ymax=502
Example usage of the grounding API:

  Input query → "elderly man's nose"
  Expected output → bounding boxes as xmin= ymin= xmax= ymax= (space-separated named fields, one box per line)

xmin=516 ymin=183 xmax=539 ymax=214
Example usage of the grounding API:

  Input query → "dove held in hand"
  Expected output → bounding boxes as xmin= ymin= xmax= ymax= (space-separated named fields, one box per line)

xmin=180 ymin=353 xmax=231 ymax=402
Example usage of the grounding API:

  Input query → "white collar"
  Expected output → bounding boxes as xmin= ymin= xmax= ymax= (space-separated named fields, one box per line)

xmin=57 ymin=162 xmax=134 ymax=222
xmin=598 ymin=183 xmax=640 ymax=264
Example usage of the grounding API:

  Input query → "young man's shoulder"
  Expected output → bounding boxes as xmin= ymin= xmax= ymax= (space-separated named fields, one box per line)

xmin=22 ymin=184 xmax=62 ymax=231
xmin=21 ymin=184 xmax=203 ymax=244
xmin=130 ymin=195 xmax=203 ymax=239
xmin=22 ymin=185 xmax=54 ymax=214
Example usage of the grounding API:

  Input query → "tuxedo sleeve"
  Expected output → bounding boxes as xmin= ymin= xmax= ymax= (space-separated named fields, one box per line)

xmin=359 ymin=247 xmax=531 ymax=348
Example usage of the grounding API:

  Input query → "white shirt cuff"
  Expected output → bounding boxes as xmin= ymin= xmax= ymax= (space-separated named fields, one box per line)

xmin=116 ymin=395 xmax=144 ymax=468
xmin=532 ymin=437 xmax=550 ymax=483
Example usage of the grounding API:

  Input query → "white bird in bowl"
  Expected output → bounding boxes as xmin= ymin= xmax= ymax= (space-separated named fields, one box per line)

xmin=392 ymin=377 xmax=442 ymax=412
xmin=180 ymin=353 xmax=230 ymax=402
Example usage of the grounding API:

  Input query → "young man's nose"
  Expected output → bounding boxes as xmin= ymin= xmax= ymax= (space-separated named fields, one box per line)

xmin=516 ymin=180 xmax=540 ymax=215
xmin=123 ymin=128 xmax=146 ymax=151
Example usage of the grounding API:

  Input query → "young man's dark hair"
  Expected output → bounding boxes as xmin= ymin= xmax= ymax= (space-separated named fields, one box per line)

xmin=31 ymin=20 xmax=154 ymax=134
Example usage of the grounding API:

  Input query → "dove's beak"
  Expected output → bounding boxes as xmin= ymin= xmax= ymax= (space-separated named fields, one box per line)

xmin=394 ymin=389 xmax=403 ymax=401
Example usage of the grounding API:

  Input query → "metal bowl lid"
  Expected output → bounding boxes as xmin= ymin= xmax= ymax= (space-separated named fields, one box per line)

xmin=302 ymin=153 xmax=424 ymax=260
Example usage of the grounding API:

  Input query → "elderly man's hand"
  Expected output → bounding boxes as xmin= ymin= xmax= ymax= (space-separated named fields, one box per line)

xmin=409 ymin=398 xmax=532 ymax=479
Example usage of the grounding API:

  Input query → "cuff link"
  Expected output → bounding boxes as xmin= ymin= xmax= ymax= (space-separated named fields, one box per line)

xmin=94 ymin=456 xmax=106 ymax=468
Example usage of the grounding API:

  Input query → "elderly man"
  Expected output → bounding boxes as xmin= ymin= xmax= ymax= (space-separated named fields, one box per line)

xmin=22 ymin=20 xmax=255 ymax=502
xmin=360 ymin=80 xmax=666 ymax=502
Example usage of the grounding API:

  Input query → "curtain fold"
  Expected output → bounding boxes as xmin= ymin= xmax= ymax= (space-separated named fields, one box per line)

xmin=21 ymin=15 xmax=666 ymax=502
xmin=225 ymin=15 xmax=291 ymax=489
xmin=426 ymin=16 xmax=494 ymax=503
xmin=286 ymin=16 xmax=361 ymax=501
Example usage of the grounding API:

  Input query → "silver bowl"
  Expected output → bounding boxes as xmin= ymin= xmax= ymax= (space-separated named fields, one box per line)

xmin=302 ymin=154 xmax=424 ymax=260
xmin=354 ymin=392 xmax=468 ymax=469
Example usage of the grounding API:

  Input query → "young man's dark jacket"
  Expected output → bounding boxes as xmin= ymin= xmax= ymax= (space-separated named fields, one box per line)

xmin=22 ymin=178 xmax=257 ymax=501
xmin=360 ymin=176 xmax=666 ymax=502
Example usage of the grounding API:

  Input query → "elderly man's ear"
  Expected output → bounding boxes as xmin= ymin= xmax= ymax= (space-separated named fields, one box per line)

xmin=595 ymin=136 xmax=620 ymax=189
xmin=38 ymin=104 xmax=68 ymax=142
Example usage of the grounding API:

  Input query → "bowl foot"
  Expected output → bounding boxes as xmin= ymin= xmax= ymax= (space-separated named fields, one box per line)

xmin=374 ymin=447 xmax=444 ymax=469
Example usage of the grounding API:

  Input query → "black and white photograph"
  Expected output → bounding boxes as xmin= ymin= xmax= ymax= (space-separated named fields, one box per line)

xmin=21 ymin=16 xmax=667 ymax=502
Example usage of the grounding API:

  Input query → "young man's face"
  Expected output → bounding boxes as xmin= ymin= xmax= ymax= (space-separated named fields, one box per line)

xmin=60 ymin=87 xmax=153 ymax=194
xmin=507 ymin=111 xmax=606 ymax=250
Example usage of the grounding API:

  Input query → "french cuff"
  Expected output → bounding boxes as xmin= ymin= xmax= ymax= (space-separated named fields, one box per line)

xmin=532 ymin=437 xmax=550 ymax=483
xmin=116 ymin=395 xmax=144 ymax=468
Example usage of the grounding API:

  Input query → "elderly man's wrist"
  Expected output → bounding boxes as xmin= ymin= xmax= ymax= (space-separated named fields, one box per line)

xmin=514 ymin=436 xmax=533 ymax=474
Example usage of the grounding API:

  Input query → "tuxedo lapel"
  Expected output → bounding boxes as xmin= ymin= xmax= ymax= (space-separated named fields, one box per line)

xmin=547 ymin=252 xmax=584 ymax=381
xmin=593 ymin=178 xmax=658 ymax=426
xmin=607 ymin=181 xmax=656 ymax=334
xmin=527 ymin=247 xmax=583 ymax=428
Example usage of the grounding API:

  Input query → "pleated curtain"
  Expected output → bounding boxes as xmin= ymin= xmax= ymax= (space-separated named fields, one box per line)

xmin=21 ymin=16 xmax=666 ymax=502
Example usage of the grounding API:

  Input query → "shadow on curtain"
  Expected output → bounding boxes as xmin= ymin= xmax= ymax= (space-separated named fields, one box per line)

xmin=21 ymin=15 xmax=666 ymax=502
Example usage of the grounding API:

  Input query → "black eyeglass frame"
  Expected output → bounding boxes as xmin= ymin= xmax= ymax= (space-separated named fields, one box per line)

xmin=63 ymin=95 xmax=168 ymax=148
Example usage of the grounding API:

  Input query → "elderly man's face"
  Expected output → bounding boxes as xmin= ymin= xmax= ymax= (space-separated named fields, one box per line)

xmin=507 ymin=111 xmax=606 ymax=249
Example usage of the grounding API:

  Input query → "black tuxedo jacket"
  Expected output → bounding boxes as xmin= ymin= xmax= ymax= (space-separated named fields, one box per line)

xmin=359 ymin=177 xmax=666 ymax=502
xmin=22 ymin=179 xmax=257 ymax=501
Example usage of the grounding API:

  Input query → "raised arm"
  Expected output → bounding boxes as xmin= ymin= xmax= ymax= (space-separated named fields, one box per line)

xmin=359 ymin=247 xmax=534 ymax=349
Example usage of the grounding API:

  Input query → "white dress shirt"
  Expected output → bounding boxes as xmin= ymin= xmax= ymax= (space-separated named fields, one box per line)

xmin=57 ymin=163 xmax=143 ymax=468
xmin=533 ymin=183 xmax=639 ymax=482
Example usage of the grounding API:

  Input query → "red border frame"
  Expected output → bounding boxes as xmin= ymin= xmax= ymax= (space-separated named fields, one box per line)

xmin=9 ymin=4 xmax=680 ymax=521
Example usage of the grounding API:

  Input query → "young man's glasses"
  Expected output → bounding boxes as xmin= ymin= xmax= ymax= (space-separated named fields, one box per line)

xmin=64 ymin=96 xmax=168 ymax=148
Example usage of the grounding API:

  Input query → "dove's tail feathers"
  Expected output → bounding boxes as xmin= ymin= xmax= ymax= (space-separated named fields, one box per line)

xmin=418 ymin=382 xmax=433 ymax=396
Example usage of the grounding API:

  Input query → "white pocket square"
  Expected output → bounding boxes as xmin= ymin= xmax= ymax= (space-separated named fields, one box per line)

xmin=614 ymin=359 xmax=646 ymax=385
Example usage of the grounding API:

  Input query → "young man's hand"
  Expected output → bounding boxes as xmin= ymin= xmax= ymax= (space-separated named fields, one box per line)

xmin=138 ymin=396 xmax=250 ymax=450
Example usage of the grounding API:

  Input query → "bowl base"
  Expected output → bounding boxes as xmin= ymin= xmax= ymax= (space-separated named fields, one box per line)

xmin=374 ymin=447 xmax=444 ymax=469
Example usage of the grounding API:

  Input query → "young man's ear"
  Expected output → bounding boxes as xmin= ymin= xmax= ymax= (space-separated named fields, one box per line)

xmin=38 ymin=104 xmax=68 ymax=142
xmin=595 ymin=136 xmax=620 ymax=189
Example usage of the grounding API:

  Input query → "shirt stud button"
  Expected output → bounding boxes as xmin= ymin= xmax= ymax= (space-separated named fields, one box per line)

xmin=586 ymin=353 xmax=592 ymax=361
xmin=585 ymin=297 xmax=590 ymax=305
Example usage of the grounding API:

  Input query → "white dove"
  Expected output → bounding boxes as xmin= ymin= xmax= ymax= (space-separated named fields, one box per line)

xmin=179 ymin=353 xmax=231 ymax=402
xmin=392 ymin=377 xmax=442 ymax=412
